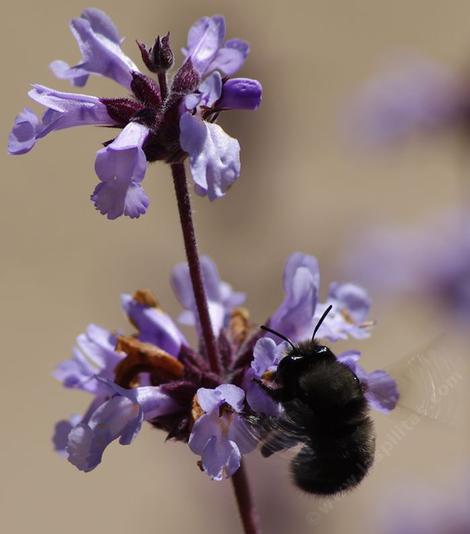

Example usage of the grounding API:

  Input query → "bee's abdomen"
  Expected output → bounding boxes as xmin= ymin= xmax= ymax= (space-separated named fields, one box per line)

xmin=291 ymin=424 xmax=375 ymax=495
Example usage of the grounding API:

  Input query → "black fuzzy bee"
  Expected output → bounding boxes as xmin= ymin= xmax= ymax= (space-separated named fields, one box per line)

xmin=256 ymin=306 xmax=376 ymax=496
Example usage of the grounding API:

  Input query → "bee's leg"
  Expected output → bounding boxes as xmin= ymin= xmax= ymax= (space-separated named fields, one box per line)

xmin=253 ymin=378 xmax=292 ymax=402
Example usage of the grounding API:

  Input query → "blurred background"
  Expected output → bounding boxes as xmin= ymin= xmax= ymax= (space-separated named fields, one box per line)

xmin=2 ymin=0 xmax=470 ymax=532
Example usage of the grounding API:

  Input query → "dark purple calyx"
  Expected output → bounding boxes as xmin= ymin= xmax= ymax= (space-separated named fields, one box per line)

xmin=130 ymin=107 xmax=159 ymax=128
xmin=130 ymin=72 xmax=162 ymax=109
xmin=171 ymin=59 xmax=200 ymax=95
xmin=148 ymin=345 xmax=221 ymax=442
xmin=137 ymin=32 xmax=174 ymax=73
xmin=100 ymin=97 xmax=144 ymax=126
xmin=101 ymin=56 xmax=202 ymax=163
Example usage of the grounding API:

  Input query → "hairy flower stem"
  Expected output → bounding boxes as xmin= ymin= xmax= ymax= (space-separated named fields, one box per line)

xmin=158 ymin=72 xmax=168 ymax=101
xmin=171 ymin=163 xmax=221 ymax=375
xmin=231 ymin=461 xmax=261 ymax=534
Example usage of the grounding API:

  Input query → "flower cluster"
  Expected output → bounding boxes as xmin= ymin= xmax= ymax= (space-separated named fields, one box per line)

xmin=9 ymin=9 xmax=262 ymax=219
xmin=54 ymin=253 xmax=398 ymax=479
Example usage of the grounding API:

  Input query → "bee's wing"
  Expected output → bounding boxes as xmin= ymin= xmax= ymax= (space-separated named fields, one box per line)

xmin=385 ymin=336 xmax=469 ymax=430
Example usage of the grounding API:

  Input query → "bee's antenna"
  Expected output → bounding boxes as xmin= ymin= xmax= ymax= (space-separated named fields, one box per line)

xmin=312 ymin=305 xmax=333 ymax=341
xmin=260 ymin=325 xmax=297 ymax=351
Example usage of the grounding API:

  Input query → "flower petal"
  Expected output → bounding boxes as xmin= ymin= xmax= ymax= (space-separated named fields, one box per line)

xmin=228 ymin=415 xmax=258 ymax=454
xmin=336 ymin=350 xmax=362 ymax=371
xmin=252 ymin=337 xmax=286 ymax=375
xmin=53 ymin=324 xmax=121 ymax=395
xmin=67 ymin=424 xmax=97 ymax=471
xmin=184 ymin=16 xmax=225 ymax=76
xmin=197 ymin=387 xmax=222 ymax=413
xmin=365 ymin=370 xmax=399 ymax=413
xmin=8 ymin=108 xmax=41 ymax=155
xmin=51 ymin=8 xmax=138 ymax=88
xmin=208 ymin=39 xmax=250 ymax=77
xmin=67 ymin=395 xmax=142 ymax=472
xmin=29 ymin=85 xmax=115 ymax=136
xmin=188 ymin=412 xmax=221 ymax=454
xmin=270 ymin=253 xmax=320 ymax=342
xmin=121 ymin=294 xmax=186 ymax=356
xmin=245 ymin=375 xmax=281 ymax=416
xmin=198 ymin=72 xmax=223 ymax=108
xmin=81 ymin=7 xmax=121 ymax=43
xmin=180 ymin=112 xmax=240 ymax=200
xmin=171 ymin=256 xmax=244 ymax=336
xmin=315 ymin=282 xmax=372 ymax=341
xmin=50 ymin=60 xmax=89 ymax=87
xmin=92 ymin=122 xmax=149 ymax=219
xmin=218 ymin=78 xmax=262 ymax=110
xmin=201 ymin=435 xmax=241 ymax=480
xmin=328 ymin=282 xmax=371 ymax=323
xmin=216 ymin=384 xmax=245 ymax=412
xmin=52 ymin=415 xmax=81 ymax=457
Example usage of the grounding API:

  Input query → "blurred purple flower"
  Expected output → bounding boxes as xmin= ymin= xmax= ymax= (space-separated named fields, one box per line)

xmin=345 ymin=211 xmax=470 ymax=326
xmin=9 ymin=9 xmax=262 ymax=218
xmin=188 ymin=384 xmax=257 ymax=480
xmin=379 ymin=478 xmax=470 ymax=534
xmin=349 ymin=57 xmax=466 ymax=145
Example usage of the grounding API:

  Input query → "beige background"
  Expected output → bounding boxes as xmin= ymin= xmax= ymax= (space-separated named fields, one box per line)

xmin=2 ymin=1 xmax=469 ymax=532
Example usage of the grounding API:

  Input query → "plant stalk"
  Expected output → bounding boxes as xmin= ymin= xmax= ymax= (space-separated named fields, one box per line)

xmin=171 ymin=163 xmax=220 ymax=375
xmin=171 ymin=163 xmax=260 ymax=534
xmin=231 ymin=460 xmax=261 ymax=534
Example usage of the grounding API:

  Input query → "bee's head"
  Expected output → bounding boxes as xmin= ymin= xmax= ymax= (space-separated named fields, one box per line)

xmin=276 ymin=340 xmax=335 ymax=379
xmin=276 ymin=341 xmax=363 ymax=401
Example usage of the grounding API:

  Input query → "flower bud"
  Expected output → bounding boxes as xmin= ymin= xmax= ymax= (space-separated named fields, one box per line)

xmin=218 ymin=78 xmax=262 ymax=110
xmin=137 ymin=33 xmax=174 ymax=73
xmin=152 ymin=33 xmax=174 ymax=72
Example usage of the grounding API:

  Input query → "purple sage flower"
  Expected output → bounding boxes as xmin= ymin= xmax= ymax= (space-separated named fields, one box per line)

xmin=348 ymin=56 xmax=467 ymax=145
xmin=182 ymin=15 xmax=249 ymax=78
xmin=9 ymin=9 xmax=262 ymax=218
xmin=269 ymin=252 xmax=372 ymax=343
xmin=53 ymin=324 xmax=123 ymax=395
xmin=53 ymin=254 xmax=397 ymax=477
xmin=378 ymin=477 xmax=470 ymax=534
xmin=121 ymin=291 xmax=187 ymax=356
xmin=67 ymin=380 xmax=180 ymax=472
xmin=188 ymin=384 xmax=257 ymax=480
xmin=344 ymin=210 xmax=470 ymax=327
xmin=50 ymin=8 xmax=139 ymax=88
